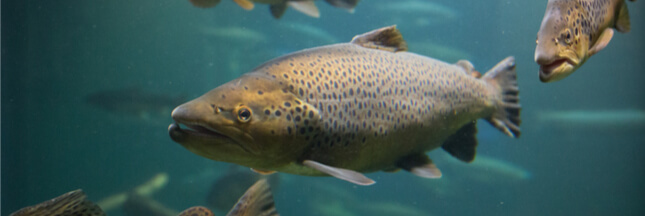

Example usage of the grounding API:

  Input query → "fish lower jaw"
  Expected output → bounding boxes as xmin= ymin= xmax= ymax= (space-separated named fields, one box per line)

xmin=169 ymin=122 xmax=230 ymax=140
xmin=538 ymin=58 xmax=577 ymax=82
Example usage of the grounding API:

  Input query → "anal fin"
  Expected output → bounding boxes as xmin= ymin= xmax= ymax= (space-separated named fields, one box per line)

xmin=396 ymin=154 xmax=442 ymax=178
xmin=350 ymin=25 xmax=407 ymax=52
xmin=302 ymin=160 xmax=375 ymax=185
xmin=442 ymin=121 xmax=478 ymax=162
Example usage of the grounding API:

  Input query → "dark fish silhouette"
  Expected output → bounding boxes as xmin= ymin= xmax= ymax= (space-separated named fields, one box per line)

xmin=85 ymin=87 xmax=184 ymax=119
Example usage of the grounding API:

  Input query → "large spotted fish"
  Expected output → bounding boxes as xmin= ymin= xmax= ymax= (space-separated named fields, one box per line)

xmin=535 ymin=0 xmax=632 ymax=82
xmin=169 ymin=26 xmax=521 ymax=185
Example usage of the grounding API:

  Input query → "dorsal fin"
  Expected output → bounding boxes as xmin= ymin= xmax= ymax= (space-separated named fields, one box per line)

xmin=226 ymin=179 xmax=279 ymax=216
xmin=179 ymin=206 xmax=214 ymax=216
xmin=10 ymin=189 xmax=106 ymax=216
xmin=350 ymin=25 xmax=408 ymax=52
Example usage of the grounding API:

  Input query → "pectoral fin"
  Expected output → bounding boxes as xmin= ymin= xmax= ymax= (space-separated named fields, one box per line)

xmin=302 ymin=160 xmax=375 ymax=185
xmin=288 ymin=1 xmax=320 ymax=18
xmin=233 ymin=0 xmax=255 ymax=10
xmin=588 ymin=28 xmax=614 ymax=57
xmin=396 ymin=154 xmax=442 ymax=178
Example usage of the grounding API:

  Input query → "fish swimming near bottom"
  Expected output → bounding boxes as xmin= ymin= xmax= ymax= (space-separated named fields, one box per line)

xmin=179 ymin=179 xmax=279 ymax=216
xmin=169 ymin=26 xmax=521 ymax=185
xmin=10 ymin=179 xmax=278 ymax=216
xmin=534 ymin=0 xmax=632 ymax=82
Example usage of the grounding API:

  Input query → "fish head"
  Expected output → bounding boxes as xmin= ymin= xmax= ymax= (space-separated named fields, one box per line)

xmin=169 ymin=72 xmax=316 ymax=168
xmin=534 ymin=1 xmax=589 ymax=83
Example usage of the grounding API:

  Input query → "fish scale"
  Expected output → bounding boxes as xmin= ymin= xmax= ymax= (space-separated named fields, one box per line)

xmin=169 ymin=26 xmax=521 ymax=185
xmin=251 ymin=43 xmax=495 ymax=172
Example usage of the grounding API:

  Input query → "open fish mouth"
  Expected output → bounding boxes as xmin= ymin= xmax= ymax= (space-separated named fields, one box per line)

xmin=538 ymin=58 xmax=576 ymax=82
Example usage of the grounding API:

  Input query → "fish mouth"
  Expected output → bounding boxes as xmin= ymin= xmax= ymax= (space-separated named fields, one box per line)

xmin=538 ymin=58 xmax=577 ymax=82
xmin=169 ymin=122 xmax=231 ymax=140
xmin=168 ymin=121 xmax=256 ymax=154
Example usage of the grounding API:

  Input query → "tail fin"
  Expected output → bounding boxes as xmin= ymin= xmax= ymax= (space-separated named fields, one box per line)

xmin=482 ymin=56 xmax=521 ymax=138
xmin=10 ymin=189 xmax=105 ymax=216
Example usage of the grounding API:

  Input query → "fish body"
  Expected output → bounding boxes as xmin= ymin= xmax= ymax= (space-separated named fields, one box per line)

xmin=535 ymin=0 xmax=632 ymax=82
xmin=169 ymin=26 xmax=521 ymax=185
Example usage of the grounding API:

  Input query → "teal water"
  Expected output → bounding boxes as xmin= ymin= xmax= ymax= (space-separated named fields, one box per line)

xmin=2 ymin=0 xmax=644 ymax=215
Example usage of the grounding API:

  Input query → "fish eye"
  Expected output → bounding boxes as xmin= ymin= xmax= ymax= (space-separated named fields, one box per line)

xmin=237 ymin=107 xmax=252 ymax=122
xmin=561 ymin=29 xmax=573 ymax=44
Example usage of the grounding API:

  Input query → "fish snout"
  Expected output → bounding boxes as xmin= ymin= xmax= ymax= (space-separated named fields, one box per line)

xmin=171 ymin=101 xmax=214 ymax=123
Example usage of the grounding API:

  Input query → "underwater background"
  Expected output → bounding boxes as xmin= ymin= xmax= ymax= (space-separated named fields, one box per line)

xmin=2 ymin=0 xmax=644 ymax=215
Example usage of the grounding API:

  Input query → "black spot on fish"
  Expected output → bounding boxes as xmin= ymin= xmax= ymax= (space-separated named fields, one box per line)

xmin=286 ymin=115 xmax=291 ymax=121
xmin=275 ymin=110 xmax=282 ymax=116
xmin=309 ymin=111 xmax=314 ymax=118
xmin=265 ymin=109 xmax=271 ymax=115
xmin=258 ymin=91 xmax=263 ymax=95
xmin=295 ymin=116 xmax=301 ymax=122
xmin=287 ymin=126 xmax=292 ymax=134
xmin=284 ymin=102 xmax=291 ymax=107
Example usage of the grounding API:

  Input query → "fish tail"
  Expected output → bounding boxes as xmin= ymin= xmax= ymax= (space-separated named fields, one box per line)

xmin=482 ymin=56 xmax=521 ymax=138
